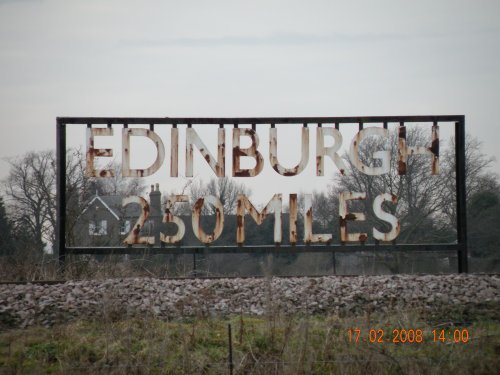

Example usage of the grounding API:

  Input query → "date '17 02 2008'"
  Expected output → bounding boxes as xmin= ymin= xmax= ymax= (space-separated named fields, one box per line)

xmin=347 ymin=328 xmax=470 ymax=344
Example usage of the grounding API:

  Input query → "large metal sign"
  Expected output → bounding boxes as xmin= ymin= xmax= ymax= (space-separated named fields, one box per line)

xmin=56 ymin=116 xmax=468 ymax=273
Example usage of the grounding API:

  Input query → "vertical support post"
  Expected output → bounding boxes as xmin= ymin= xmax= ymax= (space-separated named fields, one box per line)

xmin=202 ymin=246 xmax=208 ymax=277
xmin=192 ymin=252 xmax=197 ymax=277
xmin=332 ymin=252 xmax=336 ymax=275
xmin=455 ymin=117 xmax=468 ymax=273
xmin=228 ymin=323 xmax=234 ymax=375
xmin=56 ymin=119 xmax=67 ymax=274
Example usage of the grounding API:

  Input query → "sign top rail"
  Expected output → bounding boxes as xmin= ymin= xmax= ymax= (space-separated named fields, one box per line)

xmin=57 ymin=115 xmax=464 ymax=125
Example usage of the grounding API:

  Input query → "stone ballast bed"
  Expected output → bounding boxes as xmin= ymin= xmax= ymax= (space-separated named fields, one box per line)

xmin=0 ymin=274 xmax=498 ymax=328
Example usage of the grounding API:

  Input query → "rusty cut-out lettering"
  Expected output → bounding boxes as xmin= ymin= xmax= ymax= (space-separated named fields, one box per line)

xmin=236 ymin=194 xmax=282 ymax=244
xmin=339 ymin=191 xmax=367 ymax=243
xmin=398 ymin=124 xmax=439 ymax=175
xmin=349 ymin=127 xmax=390 ymax=176
xmin=303 ymin=194 xmax=332 ymax=244
xmin=186 ymin=128 xmax=225 ymax=177
xmin=269 ymin=127 xmax=309 ymax=176
xmin=122 ymin=196 xmax=154 ymax=245
xmin=122 ymin=128 xmax=165 ymax=177
xmin=86 ymin=127 xmax=114 ymax=177
xmin=170 ymin=127 xmax=179 ymax=177
xmin=161 ymin=194 xmax=188 ymax=244
xmin=289 ymin=194 xmax=298 ymax=245
xmin=373 ymin=193 xmax=400 ymax=242
xmin=398 ymin=125 xmax=407 ymax=175
xmin=192 ymin=195 xmax=224 ymax=244
xmin=232 ymin=128 xmax=264 ymax=177
xmin=316 ymin=127 xmax=347 ymax=176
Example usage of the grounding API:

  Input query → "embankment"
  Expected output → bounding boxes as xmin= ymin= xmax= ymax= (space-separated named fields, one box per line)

xmin=1 ymin=274 xmax=498 ymax=328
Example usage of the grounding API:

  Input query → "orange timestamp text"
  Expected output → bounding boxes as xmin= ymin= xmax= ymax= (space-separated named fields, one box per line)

xmin=347 ymin=328 xmax=470 ymax=344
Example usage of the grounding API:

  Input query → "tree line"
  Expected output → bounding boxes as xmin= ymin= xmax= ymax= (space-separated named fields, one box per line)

xmin=1 ymin=128 xmax=499 ymax=272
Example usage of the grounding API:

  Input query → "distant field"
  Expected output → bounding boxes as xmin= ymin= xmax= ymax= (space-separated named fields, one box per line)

xmin=1 ymin=313 xmax=499 ymax=374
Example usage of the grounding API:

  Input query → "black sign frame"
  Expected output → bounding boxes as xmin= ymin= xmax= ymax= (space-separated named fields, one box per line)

xmin=56 ymin=116 xmax=467 ymax=273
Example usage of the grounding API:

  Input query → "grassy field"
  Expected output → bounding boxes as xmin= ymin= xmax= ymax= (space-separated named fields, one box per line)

xmin=0 ymin=311 xmax=499 ymax=374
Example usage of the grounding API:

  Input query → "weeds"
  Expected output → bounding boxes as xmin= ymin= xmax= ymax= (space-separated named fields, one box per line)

xmin=1 ymin=313 xmax=498 ymax=374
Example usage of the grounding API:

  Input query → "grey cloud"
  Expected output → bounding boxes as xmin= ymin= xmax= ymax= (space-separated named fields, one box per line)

xmin=0 ymin=0 xmax=43 ymax=5
xmin=119 ymin=32 xmax=414 ymax=48
xmin=119 ymin=27 xmax=500 ymax=49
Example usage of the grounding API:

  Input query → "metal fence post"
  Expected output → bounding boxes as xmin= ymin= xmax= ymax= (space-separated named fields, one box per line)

xmin=228 ymin=323 xmax=234 ymax=375
xmin=193 ymin=252 xmax=197 ymax=277
xmin=56 ymin=119 xmax=66 ymax=275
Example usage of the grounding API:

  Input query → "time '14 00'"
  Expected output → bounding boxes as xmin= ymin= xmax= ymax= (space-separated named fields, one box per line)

xmin=347 ymin=328 xmax=470 ymax=344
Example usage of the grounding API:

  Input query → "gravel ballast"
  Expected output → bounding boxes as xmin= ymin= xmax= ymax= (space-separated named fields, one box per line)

xmin=0 ymin=274 xmax=498 ymax=328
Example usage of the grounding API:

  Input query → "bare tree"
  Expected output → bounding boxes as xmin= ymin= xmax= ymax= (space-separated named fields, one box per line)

xmin=3 ymin=150 xmax=55 ymax=252
xmin=439 ymin=134 xmax=497 ymax=228
xmin=0 ymin=195 xmax=15 ymax=256
xmin=2 ymin=148 xmax=109 ymax=252
xmin=65 ymin=149 xmax=99 ymax=246
xmin=467 ymin=186 xmax=500 ymax=261
xmin=327 ymin=126 xmax=448 ymax=243
xmin=189 ymin=177 xmax=252 ymax=214
xmin=95 ymin=162 xmax=146 ymax=197
xmin=305 ymin=190 xmax=335 ymax=230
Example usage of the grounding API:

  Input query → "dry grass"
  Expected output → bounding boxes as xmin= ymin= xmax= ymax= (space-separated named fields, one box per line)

xmin=0 ymin=254 xmax=190 ymax=281
xmin=1 ymin=253 xmax=498 ymax=373
xmin=0 ymin=311 xmax=499 ymax=375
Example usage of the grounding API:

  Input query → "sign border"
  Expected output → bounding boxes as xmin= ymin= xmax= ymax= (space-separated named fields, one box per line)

xmin=56 ymin=115 xmax=467 ymax=274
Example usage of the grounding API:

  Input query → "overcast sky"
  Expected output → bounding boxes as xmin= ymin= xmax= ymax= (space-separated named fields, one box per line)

xmin=1 ymin=0 xmax=499 ymax=203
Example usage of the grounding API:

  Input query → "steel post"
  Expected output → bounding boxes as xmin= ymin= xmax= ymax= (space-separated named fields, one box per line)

xmin=455 ymin=118 xmax=468 ymax=273
xmin=56 ymin=119 xmax=66 ymax=274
